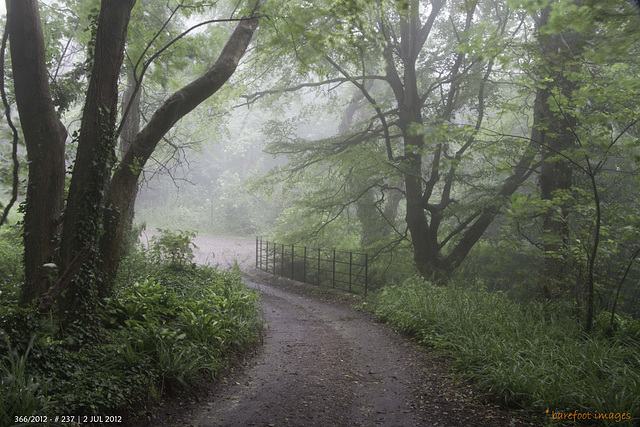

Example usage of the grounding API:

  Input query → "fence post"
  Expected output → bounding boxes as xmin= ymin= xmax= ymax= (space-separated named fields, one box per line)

xmin=349 ymin=251 xmax=353 ymax=293
xmin=332 ymin=249 xmax=336 ymax=289
xmin=303 ymin=247 xmax=307 ymax=283
xmin=281 ymin=244 xmax=284 ymax=277
xmin=291 ymin=245 xmax=295 ymax=280
xmin=273 ymin=243 xmax=277 ymax=275
xmin=365 ymin=253 xmax=368 ymax=297
xmin=271 ymin=241 xmax=275 ymax=274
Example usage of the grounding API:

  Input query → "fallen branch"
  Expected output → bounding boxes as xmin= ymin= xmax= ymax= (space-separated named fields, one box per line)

xmin=37 ymin=242 xmax=93 ymax=313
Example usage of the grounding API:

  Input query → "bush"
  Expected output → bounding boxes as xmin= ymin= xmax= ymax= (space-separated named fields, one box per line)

xmin=374 ymin=277 xmax=640 ymax=425
xmin=0 ymin=338 xmax=52 ymax=426
xmin=0 ymin=230 xmax=261 ymax=421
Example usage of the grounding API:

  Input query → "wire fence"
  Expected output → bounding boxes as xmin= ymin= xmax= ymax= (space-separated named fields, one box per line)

xmin=255 ymin=237 xmax=368 ymax=296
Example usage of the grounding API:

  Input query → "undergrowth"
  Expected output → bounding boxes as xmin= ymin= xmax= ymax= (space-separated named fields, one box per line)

xmin=374 ymin=277 xmax=640 ymax=426
xmin=0 ymin=229 xmax=261 ymax=425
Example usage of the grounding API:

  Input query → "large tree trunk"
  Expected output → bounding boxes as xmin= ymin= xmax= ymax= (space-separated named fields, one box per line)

xmin=99 ymin=15 xmax=261 ymax=282
xmin=395 ymin=0 xmax=476 ymax=282
xmin=382 ymin=0 xmax=538 ymax=282
xmin=118 ymin=69 xmax=142 ymax=252
xmin=536 ymin=84 xmax=574 ymax=297
xmin=7 ymin=1 xmax=67 ymax=305
xmin=58 ymin=0 xmax=136 ymax=308
xmin=535 ymin=6 xmax=583 ymax=297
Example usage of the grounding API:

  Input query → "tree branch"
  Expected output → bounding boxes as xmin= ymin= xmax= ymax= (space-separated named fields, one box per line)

xmin=37 ymin=242 xmax=92 ymax=313
xmin=236 ymin=76 xmax=386 ymax=107
xmin=0 ymin=19 xmax=20 ymax=227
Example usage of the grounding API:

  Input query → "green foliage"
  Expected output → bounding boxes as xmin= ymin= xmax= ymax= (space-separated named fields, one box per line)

xmin=0 ymin=338 xmax=52 ymax=426
xmin=102 ymin=266 xmax=260 ymax=397
xmin=374 ymin=277 xmax=640 ymax=423
xmin=147 ymin=228 xmax=198 ymax=266
xmin=454 ymin=238 xmax=542 ymax=300
xmin=0 ymin=228 xmax=261 ymax=420
xmin=0 ymin=224 xmax=23 ymax=302
xmin=0 ymin=306 xmax=40 ymax=356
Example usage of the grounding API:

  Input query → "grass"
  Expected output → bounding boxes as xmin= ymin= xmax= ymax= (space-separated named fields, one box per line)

xmin=373 ymin=276 xmax=640 ymax=425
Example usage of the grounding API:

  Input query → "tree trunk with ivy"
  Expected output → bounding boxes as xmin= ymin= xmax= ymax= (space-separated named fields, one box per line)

xmin=58 ymin=0 xmax=136 ymax=311
xmin=7 ymin=0 xmax=263 ymax=313
xmin=99 ymin=15 xmax=260 ymax=284
xmin=7 ymin=0 xmax=67 ymax=305
xmin=116 ymin=69 xmax=142 ymax=258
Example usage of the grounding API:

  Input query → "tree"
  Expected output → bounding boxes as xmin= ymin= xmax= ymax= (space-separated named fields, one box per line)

xmin=506 ymin=0 xmax=640 ymax=331
xmin=7 ymin=1 xmax=68 ymax=305
xmin=6 ymin=0 xmax=263 ymax=312
xmin=525 ymin=1 xmax=585 ymax=297
xmin=254 ymin=0 xmax=541 ymax=282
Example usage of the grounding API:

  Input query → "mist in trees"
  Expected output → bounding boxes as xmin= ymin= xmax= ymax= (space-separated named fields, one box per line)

xmin=134 ymin=104 xmax=284 ymax=236
xmin=243 ymin=0 xmax=640 ymax=329
xmin=2 ymin=0 xmax=263 ymax=313
xmin=1 ymin=0 xmax=640 ymax=331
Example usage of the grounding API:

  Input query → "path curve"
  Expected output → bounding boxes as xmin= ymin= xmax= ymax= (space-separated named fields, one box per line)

xmin=134 ymin=235 xmax=531 ymax=427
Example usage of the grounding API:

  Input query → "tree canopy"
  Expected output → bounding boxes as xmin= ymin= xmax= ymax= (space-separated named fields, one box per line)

xmin=1 ymin=0 xmax=639 ymax=331
xmin=2 ymin=0 xmax=263 ymax=313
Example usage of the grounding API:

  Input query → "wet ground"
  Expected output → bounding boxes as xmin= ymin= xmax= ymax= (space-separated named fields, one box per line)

xmin=131 ymin=234 xmax=534 ymax=426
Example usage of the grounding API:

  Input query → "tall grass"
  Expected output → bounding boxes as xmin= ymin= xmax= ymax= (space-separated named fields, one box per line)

xmin=0 ymin=338 xmax=52 ymax=426
xmin=374 ymin=277 xmax=640 ymax=425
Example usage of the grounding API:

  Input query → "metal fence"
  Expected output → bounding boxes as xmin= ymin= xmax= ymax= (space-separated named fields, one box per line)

xmin=255 ymin=237 xmax=368 ymax=296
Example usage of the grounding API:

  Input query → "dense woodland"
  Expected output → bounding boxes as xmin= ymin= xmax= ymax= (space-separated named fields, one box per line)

xmin=1 ymin=0 xmax=639 ymax=424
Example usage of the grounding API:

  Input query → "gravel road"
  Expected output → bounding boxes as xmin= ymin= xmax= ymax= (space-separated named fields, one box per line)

xmin=133 ymin=235 xmax=532 ymax=427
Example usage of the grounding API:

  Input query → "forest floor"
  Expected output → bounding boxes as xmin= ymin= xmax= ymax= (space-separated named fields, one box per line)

xmin=129 ymin=235 xmax=537 ymax=426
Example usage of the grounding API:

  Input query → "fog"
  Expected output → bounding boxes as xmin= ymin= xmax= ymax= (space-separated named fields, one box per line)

xmin=134 ymin=88 xmax=340 ymax=238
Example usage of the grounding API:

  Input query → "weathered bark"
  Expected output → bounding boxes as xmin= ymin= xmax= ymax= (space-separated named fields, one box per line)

xmin=57 ymin=0 xmax=136 ymax=307
xmin=7 ymin=1 xmax=67 ymax=305
xmin=59 ymin=0 xmax=136 ymax=270
xmin=99 ymin=15 xmax=261 ymax=281
xmin=118 ymin=69 xmax=142 ymax=250
xmin=120 ymin=69 xmax=141 ymax=156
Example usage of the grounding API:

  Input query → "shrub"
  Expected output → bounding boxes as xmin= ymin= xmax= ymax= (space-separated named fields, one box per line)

xmin=147 ymin=228 xmax=198 ymax=266
xmin=0 ymin=229 xmax=261 ymax=420
xmin=0 ymin=338 xmax=52 ymax=426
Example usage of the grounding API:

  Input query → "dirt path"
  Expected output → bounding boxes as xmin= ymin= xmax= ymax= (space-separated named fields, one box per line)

xmin=134 ymin=235 xmax=533 ymax=426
